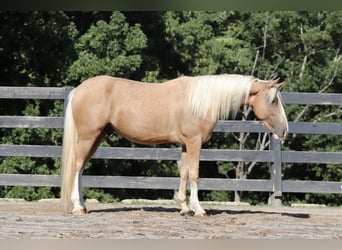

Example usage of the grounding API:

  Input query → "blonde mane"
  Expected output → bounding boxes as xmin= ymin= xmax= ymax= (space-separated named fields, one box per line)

xmin=187 ymin=74 xmax=255 ymax=120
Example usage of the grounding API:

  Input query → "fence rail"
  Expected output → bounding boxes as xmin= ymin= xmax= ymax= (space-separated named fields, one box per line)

xmin=1 ymin=86 xmax=342 ymax=205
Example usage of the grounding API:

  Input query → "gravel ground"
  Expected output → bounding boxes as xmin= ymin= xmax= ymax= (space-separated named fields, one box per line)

xmin=0 ymin=199 xmax=341 ymax=239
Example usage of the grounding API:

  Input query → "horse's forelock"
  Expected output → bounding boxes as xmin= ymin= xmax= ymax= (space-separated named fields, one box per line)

xmin=266 ymin=87 xmax=279 ymax=104
xmin=266 ymin=86 xmax=284 ymax=106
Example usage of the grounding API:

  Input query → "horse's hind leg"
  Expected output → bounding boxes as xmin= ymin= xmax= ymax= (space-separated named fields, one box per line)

xmin=71 ymin=160 xmax=86 ymax=214
xmin=71 ymin=138 xmax=93 ymax=214
xmin=71 ymin=131 xmax=106 ymax=214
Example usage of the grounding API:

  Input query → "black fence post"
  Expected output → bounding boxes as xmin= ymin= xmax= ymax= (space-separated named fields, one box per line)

xmin=63 ymin=86 xmax=73 ymax=116
xmin=269 ymin=136 xmax=282 ymax=207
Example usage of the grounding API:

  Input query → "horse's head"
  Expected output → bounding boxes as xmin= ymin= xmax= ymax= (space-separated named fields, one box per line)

xmin=248 ymin=78 xmax=289 ymax=142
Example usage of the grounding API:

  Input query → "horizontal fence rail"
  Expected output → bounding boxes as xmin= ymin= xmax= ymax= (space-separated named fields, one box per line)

xmin=1 ymin=145 xmax=342 ymax=164
xmin=0 ymin=86 xmax=70 ymax=99
xmin=1 ymin=86 xmax=342 ymax=205
xmin=1 ymin=117 xmax=342 ymax=135
xmin=282 ymin=92 xmax=342 ymax=105
xmin=1 ymin=175 xmax=341 ymax=194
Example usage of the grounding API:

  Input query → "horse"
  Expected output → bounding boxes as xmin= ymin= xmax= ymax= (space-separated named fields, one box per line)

xmin=61 ymin=74 xmax=288 ymax=216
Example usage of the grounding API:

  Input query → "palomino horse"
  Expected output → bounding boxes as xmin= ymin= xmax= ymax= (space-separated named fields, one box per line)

xmin=61 ymin=74 xmax=288 ymax=216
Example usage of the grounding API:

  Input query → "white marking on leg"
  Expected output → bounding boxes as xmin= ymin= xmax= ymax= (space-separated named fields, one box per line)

xmin=189 ymin=181 xmax=205 ymax=215
xmin=71 ymin=170 xmax=86 ymax=212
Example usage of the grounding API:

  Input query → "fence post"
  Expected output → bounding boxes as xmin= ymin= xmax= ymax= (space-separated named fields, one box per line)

xmin=269 ymin=136 xmax=282 ymax=207
xmin=63 ymin=86 xmax=73 ymax=115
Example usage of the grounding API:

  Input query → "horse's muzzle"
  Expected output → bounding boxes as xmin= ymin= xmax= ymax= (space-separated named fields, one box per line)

xmin=272 ymin=130 xmax=288 ymax=144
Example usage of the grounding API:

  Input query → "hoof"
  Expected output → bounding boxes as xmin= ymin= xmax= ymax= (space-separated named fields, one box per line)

xmin=194 ymin=212 xmax=207 ymax=218
xmin=180 ymin=209 xmax=194 ymax=217
xmin=72 ymin=208 xmax=87 ymax=215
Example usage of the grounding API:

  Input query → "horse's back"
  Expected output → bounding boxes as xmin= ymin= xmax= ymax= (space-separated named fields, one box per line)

xmin=74 ymin=75 xmax=189 ymax=100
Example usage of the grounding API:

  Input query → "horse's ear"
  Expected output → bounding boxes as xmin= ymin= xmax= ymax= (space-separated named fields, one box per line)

xmin=267 ymin=78 xmax=280 ymax=88
xmin=276 ymin=81 xmax=285 ymax=90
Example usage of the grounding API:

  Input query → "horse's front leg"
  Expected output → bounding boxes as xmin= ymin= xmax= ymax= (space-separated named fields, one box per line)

xmin=187 ymin=139 xmax=206 ymax=216
xmin=175 ymin=146 xmax=191 ymax=215
xmin=188 ymin=162 xmax=206 ymax=217
xmin=176 ymin=141 xmax=206 ymax=217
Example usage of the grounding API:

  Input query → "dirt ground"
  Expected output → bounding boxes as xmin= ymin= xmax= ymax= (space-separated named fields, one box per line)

xmin=0 ymin=199 xmax=341 ymax=239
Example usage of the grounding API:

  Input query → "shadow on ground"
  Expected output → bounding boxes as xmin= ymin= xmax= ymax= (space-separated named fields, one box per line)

xmin=89 ymin=206 xmax=310 ymax=219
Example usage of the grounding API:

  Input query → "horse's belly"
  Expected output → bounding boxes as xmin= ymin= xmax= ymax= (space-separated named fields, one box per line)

xmin=114 ymin=125 xmax=179 ymax=145
xmin=111 ymin=114 xmax=180 ymax=145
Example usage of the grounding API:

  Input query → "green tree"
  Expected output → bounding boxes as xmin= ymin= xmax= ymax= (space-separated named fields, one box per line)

xmin=0 ymin=11 xmax=78 ymax=200
xmin=66 ymin=11 xmax=147 ymax=84
xmin=164 ymin=11 xmax=220 ymax=75
xmin=0 ymin=11 xmax=77 ymax=87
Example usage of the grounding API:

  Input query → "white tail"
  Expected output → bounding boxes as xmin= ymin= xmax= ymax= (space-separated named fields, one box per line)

xmin=61 ymin=89 xmax=77 ymax=213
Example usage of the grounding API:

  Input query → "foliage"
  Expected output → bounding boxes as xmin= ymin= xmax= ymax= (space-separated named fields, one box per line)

xmin=0 ymin=11 xmax=341 ymax=206
xmin=66 ymin=11 xmax=147 ymax=83
xmin=0 ymin=11 xmax=77 ymax=87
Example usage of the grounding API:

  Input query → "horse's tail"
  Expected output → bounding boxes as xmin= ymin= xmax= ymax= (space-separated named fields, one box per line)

xmin=61 ymin=89 xmax=77 ymax=213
